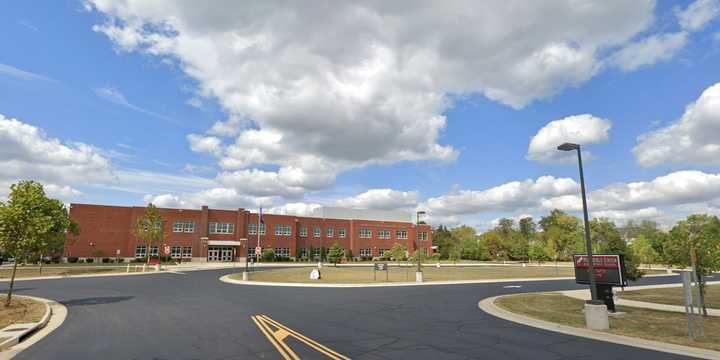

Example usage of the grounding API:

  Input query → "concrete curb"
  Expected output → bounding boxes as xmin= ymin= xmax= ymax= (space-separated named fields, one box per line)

xmin=0 ymin=294 xmax=66 ymax=358
xmin=219 ymin=273 xmax=586 ymax=288
xmin=478 ymin=294 xmax=720 ymax=360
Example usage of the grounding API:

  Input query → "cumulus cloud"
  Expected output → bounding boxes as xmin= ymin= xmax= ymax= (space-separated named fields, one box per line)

xmin=216 ymin=169 xmax=307 ymax=199
xmin=634 ymin=83 xmax=720 ymax=167
xmin=527 ymin=114 xmax=611 ymax=163
xmin=267 ymin=202 xmax=323 ymax=217
xmin=609 ymin=32 xmax=688 ymax=72
xmin=677 ymin=0 xmax=720 ymax=31
xmin=143 ymin=188 xmax=272 ymax=210
xmin=0 ymin=114 xmax=114 ymax=185
xmin=87 ymin=0 xmax=660 ymax=195
xmin=336 ymin=189 xmax=419 ymax=210
xmin=421 ymin=176 xmax=578 ymax=218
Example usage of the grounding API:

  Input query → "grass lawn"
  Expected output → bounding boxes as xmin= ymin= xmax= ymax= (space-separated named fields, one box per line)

xmin=620 ymin=284 xmax=718 ymax=309
xmin=496 ymin=293 xmax=720 ymax=351
xmin=231 ymin=265 xmax=579 ymax=283
xmin=0 ymin=296 xmax=46 ymax=329
xmin=0 ymin=264 xmax=153 ymax=279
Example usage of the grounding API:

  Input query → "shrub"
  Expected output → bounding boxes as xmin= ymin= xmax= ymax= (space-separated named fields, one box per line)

xmin=130 ymin=258 xmax=146 ymax=263
xmin=102 ymin=258 xmax=111 ymax=263
xmin=116 ymin=258 xmax=125 ymax=263
xmin=85 ymin=258 xmax=94 ymax=263
xmin=261 ymin=249 xmax=275 ymax=262
xmin=67 ymin=256 xmax=79 ymax=263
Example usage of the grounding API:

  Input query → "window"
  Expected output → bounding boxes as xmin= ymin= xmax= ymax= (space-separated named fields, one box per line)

xmin=248 ymin=223 xmax=257 ymax=235
xmin=378 ymin=230 xmax=391 ymax=239
xmin=359 ymin=228 xmax=372 ymax=238
xmin=275 ymin=248 xmax=290 ymax=258
xmin=299 ymin=248 xmax=307 ymax=258
xmin=359 ymin=248 xmax=372 ymax=257
xmin=418 ymin=231 xmax=428 ymax=241
xmin=275 ymin=224 xmax=283 ymax=236
xmin=422 ymin=248 xmax=428 ymax=256
xmin=314 ymin=227 xmax=321 ymax=238
xmin=150 ymin=245 xmax=158 ymax=257
xmin=338 ymin=228 xmax=346 ymax=238
xmin=182 ymin=246 xmax=192 ymax=258
xmin=247 ymin=247 xmax=257 ymax=259
xmin=171 ymin=246 xmax=182 ymax=258
xmin=259 ymin=223 xmax=266 ymax=235
xmin=209 ymin=222 xmax=235 ymax=234
xmin=142 ymin=221 xmax=162 ymax=231
xmin=379 ymin=249 xmax=388 ymax=257
xmin=275 ymin=224 xmax=292 ymax=236
xmin=313 ymin=247 xmax=321 ymax=258
xmin=396 ymin=230 xmax=408 ymax=240
xmin=135 ymin=245 xmax=146 ymax=258
xmin=173 ymin=220 xmax=195 ymax=233
xmin=327 ymin=227 xmax=334 ymax=238
xmin=299 ymin=226 xmax=308 ymax=237
xmin=283 ymin=225 xmax=292 ymax=236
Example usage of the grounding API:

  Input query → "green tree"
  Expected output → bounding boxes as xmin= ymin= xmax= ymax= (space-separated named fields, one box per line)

xmin=0 ymin=181 xmax=77 ymax=306
xmin=631 ymin=235 xmax=659 ymax=268
xmin=590 ymin=218 xmax=642 ymax=280
xmin=528 ymin=240 xmax=549 ymax=263
xmin=327 ymin=243 xmax=343 ymax=266
xmin=665 ymin=214 xmax=720 ymax=316
xmin=387 ymin=243 xmax=407 ymax=265
xmin=134 ymin=203 xmax=166 ymax=265
xmin=519 ymin=217 xmax=536 ymax=241
xmin=448 ymin=247 xmax=461 ymax=264
xmin=261 ymin=248 xmax=275 ymax=262
xmin=432 ymin=225 xmax=454 ymax=259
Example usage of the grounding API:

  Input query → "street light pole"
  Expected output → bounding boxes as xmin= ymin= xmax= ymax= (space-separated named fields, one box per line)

xmin=416 ymin=211 xmax=426 ymax=275
xmin=558 ymin=143 xmax=598 ymax=302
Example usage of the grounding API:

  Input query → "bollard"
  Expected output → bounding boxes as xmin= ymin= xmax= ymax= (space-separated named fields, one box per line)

xmin=242 ymin=272 xmax=249 ymax=281
xmin=415 ymin=271 xmax=423 ymax=283
xmin=584 ymin=301 xmax=610 ymax=330
xmin=142 ymin=264 xmax=146 ymax=272
xmin=155 ymin=264 xmax=160 ymax=271
xmin=126 ymin=264 xmax=130 ymax=273
xmin=436 ymin=262 xmax=440 ymax=268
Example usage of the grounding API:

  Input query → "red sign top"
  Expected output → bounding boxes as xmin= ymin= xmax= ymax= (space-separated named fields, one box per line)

xmin=573 ymin=255 xmax=619 ymax=270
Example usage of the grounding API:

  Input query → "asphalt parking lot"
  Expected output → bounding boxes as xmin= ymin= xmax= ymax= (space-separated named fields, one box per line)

xmin=9 ymin=268 xmax=699 ymax=359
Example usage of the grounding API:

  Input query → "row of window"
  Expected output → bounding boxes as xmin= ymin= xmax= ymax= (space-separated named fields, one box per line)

xmin=168 ymin=220 xmax=429 ymax=240
xmin=135 ymin=245 xmax=192 ymax=258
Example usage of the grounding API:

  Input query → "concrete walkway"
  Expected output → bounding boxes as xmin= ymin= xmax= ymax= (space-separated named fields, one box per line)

xmin=561 ymin=281 xmax=720 ymax=316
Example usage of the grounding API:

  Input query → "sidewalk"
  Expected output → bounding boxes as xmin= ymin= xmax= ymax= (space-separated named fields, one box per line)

xmin=561 ymin=281 xmax=720 ymax=316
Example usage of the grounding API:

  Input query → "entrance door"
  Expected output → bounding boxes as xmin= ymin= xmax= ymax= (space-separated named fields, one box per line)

xmin=221 ymin=248 xmax=233 ymax=261
xmin=208 ymin=248 xmax=220 ymax=261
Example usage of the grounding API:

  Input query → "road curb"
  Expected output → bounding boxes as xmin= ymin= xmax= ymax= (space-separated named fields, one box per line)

xmin=478 ymin=294 xmax=720 ymax=360
xmin=218 ymin=273 xmax=588 ymax=287
xmin=0 ymin=294 xmax=67 ymax=358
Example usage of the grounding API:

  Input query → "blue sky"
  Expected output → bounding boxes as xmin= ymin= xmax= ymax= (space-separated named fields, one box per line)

xmin=1 ymin=1 xmax=720 ymax=229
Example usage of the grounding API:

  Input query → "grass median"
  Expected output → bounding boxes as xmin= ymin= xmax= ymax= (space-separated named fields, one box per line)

xmin=496 ymin=292 xmax=720 ymax=351
xmin=231 ymin=265 xmax=580 ymax=283
xmin=619 ymin=284 xmax=718 ymax=309
xmin=0 ymin=263 xmax=155 ymax=279
xmin=0 ymin=296 xmax=46 ymax=329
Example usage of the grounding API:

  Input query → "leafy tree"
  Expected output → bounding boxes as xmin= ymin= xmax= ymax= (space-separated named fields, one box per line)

xmin=0 ymin=181 xmax=77 ymax=306
xmin=410 ymin=249 xmax=427 ymax=264
xmin=261 ymin=248 xmax=275 ymax=262
xmin=134 ymin=203 xmax=166 ymax=265
xmin=528 ymin=240 xmax=549 ymax=263
xmin=664 ymin=214 xmax=720 ymax=316
xmin=631 ymin=235 xmax=659 ymax=268
xmin=432 ymin=225 xmax=454 ymax=259
xmin=327 ymin=243 xmax=343 ymax=266
xmin=448 ymin=247 xmax=461 ymax=264
xmin=519 ymin=217 xmax=536 ymax=241
xmin=539 ymin=210 xmax=583 ymax=264
xmin=590 ymin=218 xmax=642 ymax=280
xmin=387 ymin=243 xmax=407 ymax=265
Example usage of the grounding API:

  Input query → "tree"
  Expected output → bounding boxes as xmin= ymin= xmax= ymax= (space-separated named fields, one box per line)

xmin=519 ymin=217 xmax=536 ymax=241
xmin=630 ymin=235 xmax=659 ymax=268
xmin=590 ymin=218 xmax=642 ymax=280
xmin=387 ymin=243 xmax=407 ymax=265
xmin=410 ymin=249 xmax=427 ymax=264
xmin=664 ymin=214 xmax=720 ymax=316
xmin=449 ymin=247 xmax=461 ymax=264
xmin=261 ymin=248 xmax=275 ymax=262
xmin=432 ymin=225 xmax=454 ymax=259
xmin=134 ymin=203 xmax=166 ymax=265
xmin=0 ymin=181 xmax=77 ymax=307
xmin=528 ymin=240 xmax=549 ymax=263
xmin=327 ymin=243 xmax=343 ymax=266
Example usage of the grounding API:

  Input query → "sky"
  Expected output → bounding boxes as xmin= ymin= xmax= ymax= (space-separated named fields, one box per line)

xmin=1 ymin=0 xmax=720 ymax=230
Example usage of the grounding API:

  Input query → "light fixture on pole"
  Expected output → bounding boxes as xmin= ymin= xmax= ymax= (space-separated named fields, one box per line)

xmin=557 ymin=142 xmax=599 ymax=303
xmin=416 ymin=211 xmax=427 ymax=282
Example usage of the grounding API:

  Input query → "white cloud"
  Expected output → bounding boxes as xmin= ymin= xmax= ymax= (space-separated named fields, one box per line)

xmin=591 ymin=207 xmax=663 ymax=222
xmin=421 ymin=176 xmax=578 ymax=217
xmin=0 ymin=114 xmax=114 ymax=186
xmin=527 ymin=114 xmax=611 ymax=163
xmin=0 ymin=63 xmax=55 ymax=82
xmin=87 ymin=0 xmax=658 ymax=194
xmin=186 ymin=134 xmax=223 ymax=157
xmin=634 ymin=82 xmax=720 ymax=167
xmin=267 ymin=202 xmax=322 ymax=217
xmin=677 ymin=0 xmax=720 ymax=31
xmin=336 ymin=189 xmax=418 ymax=210
xmin=143 ymin=188 xmax=272 ymax=210
xmin=95 ymin=86 xmax=178 ymax=124
xmin=609 ymin=32 xmax=688 ymax=72
xmin=216 ymin=169 xmax=307 ymax=199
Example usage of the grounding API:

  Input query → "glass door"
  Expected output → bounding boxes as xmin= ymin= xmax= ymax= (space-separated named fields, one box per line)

xmin=208 ymin=248 xmax=219 ymax=261
xmin=221 ymin=247 xmax=233 ymax=261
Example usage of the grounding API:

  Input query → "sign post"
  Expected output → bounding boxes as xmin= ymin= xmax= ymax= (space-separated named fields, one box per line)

xmin=573 ymin=254 xmax=627 ymax=312
xmin=374 ymin=263 xmax=388 ymax=282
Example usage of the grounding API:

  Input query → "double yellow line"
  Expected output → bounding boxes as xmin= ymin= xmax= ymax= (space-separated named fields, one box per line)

xmin=251 ymin=314 xmax=350 ymax=360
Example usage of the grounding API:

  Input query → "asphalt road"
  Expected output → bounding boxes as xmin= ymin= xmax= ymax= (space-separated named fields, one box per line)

xmin=8 ymin=268 xmax=702 ymax=360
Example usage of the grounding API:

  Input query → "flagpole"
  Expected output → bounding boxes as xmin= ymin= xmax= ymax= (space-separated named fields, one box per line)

xmin=257 ymin=206 xmax=262 ymax=263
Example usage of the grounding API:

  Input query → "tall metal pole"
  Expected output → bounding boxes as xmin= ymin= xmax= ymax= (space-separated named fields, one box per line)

xmin=416 ymin=212 xmax=422 ymax=273
xmin=577 ymin=147 xmax=598 ymax=302
xmin=256 ymin=207 xmax=261 ymax=264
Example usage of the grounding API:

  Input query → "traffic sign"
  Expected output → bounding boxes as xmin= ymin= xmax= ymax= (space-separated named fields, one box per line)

xmin=164 ymin=245 xmax=171 ymax=255
xmin=255 ymin=246 xmax=262 ymax=256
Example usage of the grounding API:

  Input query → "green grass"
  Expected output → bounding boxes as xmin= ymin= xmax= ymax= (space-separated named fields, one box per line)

xmin=496 ymin=293 xmax=720 ymax=351
xmin=620 ymin=284 xmax=718 ymax=309
xmin=231 ymin=265 xmax=580 ymax=283
xmin=0 ymin=264 xmax=151 ymax=279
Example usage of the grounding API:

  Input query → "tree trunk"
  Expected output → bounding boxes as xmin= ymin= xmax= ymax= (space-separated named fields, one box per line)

xmin=5 ymin=261 xmax=18 ymax=307
xmin=699 ymin=277 xmax=708 ymax=316
xmin=39 ymin=254 xmax=43 ymax=275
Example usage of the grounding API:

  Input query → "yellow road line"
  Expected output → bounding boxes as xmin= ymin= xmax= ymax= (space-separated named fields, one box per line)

xmin=251 ymin=315 xmax=296 ymax=360
xmin=259 ymin=314 xmax=351 ymax=360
